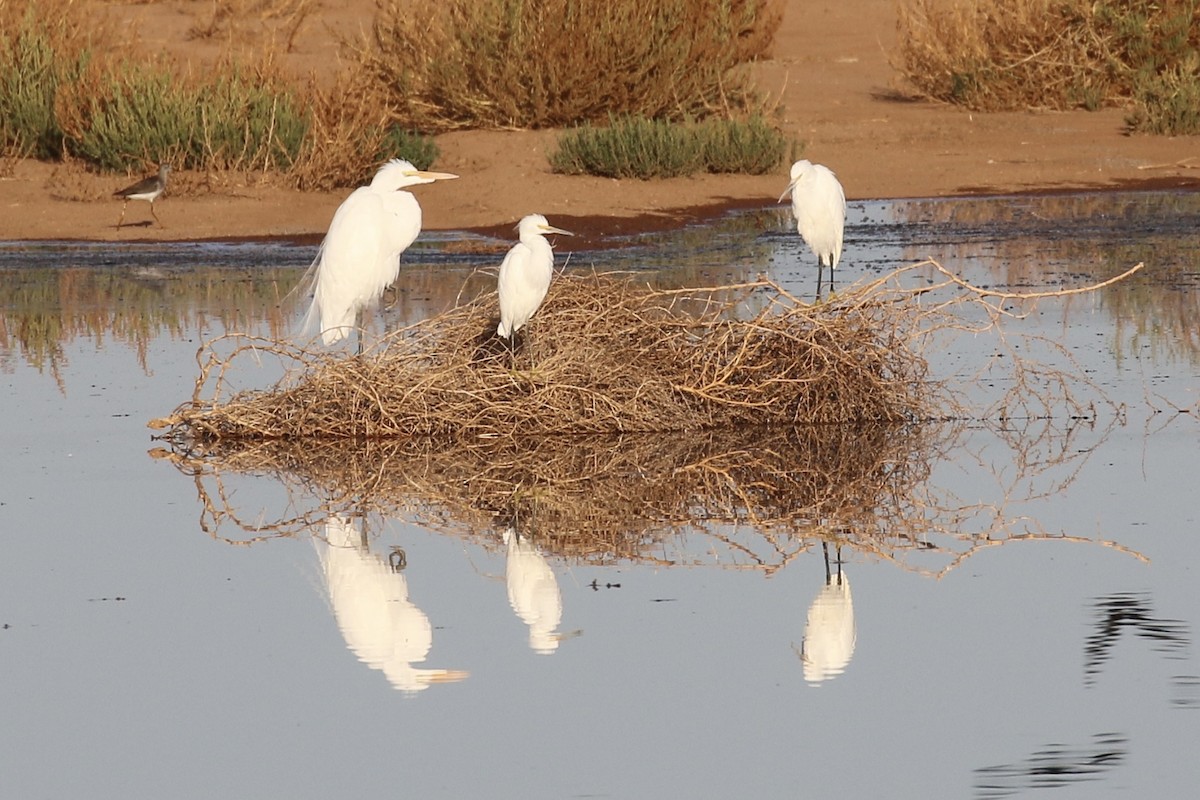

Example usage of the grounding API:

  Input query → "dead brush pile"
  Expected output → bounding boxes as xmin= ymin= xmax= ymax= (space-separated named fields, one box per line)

xmin=155 ymin=273 xmax=934 ymax=442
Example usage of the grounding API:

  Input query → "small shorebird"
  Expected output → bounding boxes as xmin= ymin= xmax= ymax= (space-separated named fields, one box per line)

xmin=114 ymin=164 xmax=171 ymax=228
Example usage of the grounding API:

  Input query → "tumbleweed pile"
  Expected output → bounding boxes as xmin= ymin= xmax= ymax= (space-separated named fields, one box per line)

xmin=155 ymin=273 xmax=935 ymax=441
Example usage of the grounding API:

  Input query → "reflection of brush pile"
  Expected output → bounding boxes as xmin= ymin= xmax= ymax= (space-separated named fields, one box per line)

xmin=156 ymin=275 xmax=932 ymax=441
xmin=160 ymin=423 xmax=937 ymax=566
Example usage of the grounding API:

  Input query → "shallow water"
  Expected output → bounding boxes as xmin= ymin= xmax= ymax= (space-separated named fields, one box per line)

xmin=1 ymin=192 xmax=1198 ymax=799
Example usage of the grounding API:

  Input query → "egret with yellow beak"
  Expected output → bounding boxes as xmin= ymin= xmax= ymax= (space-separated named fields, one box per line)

xmin=301 ymin=159 xmax=459 ymax=350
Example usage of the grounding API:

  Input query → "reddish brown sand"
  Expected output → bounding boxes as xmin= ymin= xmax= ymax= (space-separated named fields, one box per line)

xmin=2 ymin=0 xmax=1197 ymax=245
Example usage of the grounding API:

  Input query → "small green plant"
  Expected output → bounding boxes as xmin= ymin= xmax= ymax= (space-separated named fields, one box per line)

xmin=550 ymin=115 xmax=793 ymax=179
xmin=376 ymin=127 xmax=439 ymax=170
xmin=698 ymin=115 xmax=795 ymax=175
xmin=551 ymin=116 xmax=703 ymax=179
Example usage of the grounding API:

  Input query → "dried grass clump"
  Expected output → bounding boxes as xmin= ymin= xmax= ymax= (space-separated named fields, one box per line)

xmin=353 ymin=0 xmax=784 ymax=131
xmin=156 ymin=274 xmax=932 ymax=442
xmin=288 ymin=70 xmax=441 ymax=190
xmin=894 ymin=0 xmax=1200 ymax=124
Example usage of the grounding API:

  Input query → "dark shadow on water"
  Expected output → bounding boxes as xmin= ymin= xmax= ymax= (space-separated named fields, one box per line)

xmin=1084 ymin=592 xmax=1191 ymax=686
xmin=973 ymin=733 xmax=1129 ymax=799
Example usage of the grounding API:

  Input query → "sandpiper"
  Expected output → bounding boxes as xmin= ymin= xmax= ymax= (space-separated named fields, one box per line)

xmin=114 ymin=164 xmax=171 ymax=228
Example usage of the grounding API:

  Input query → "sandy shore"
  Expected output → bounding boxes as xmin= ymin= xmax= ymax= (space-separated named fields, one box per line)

xmin=2 ymin=0 xmax=1197 ymax=245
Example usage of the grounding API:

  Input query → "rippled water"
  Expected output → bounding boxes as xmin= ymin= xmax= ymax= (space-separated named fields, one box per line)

xmin=2 ymin=192 xmax=1198 ymax=799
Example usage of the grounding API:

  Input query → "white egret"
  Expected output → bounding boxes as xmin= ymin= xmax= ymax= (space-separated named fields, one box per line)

xmin=113 ymin=164 xmax=170 ymax=228
xmin=318 ymin=515 xmax=468 ymax=692
xmin=301 ymin=159 xmax=458 ymax=349
xmin=503 ymin=527 xmax=565 ymax=654
xmin=779 ymin=159 xmax=846 ymax=296
xmin=496 ymin=214 xmax=573 ymax=340
xmin=798 ymin=542 xmax=856 ymax=685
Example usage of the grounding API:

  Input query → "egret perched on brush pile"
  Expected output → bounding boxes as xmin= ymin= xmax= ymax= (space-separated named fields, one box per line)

xmin=779 ymin=159 xmax=846 ymax=297
xmin=496 ymin=214 xmax=574 ymax=342
xmin=301 ymin=159 xmax=458 ymax=349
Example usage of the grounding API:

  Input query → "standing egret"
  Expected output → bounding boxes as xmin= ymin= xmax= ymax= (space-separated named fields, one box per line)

xmin=503 ymin=527 xmax=566 ymax=655
xmin=113 ymin=164 xmax=170 ymax=228
xmin=301 ymin=159 xmax=458 ymax=350
xmin=496 ymin=214 xmax=574 ymax=341
xmin=779 ymin=159 xmax=846 ymax=297
xmin=318 ymin=515 xmax=468 ymax=692
xmin=798 ymin=542 xmax=856 ymax=685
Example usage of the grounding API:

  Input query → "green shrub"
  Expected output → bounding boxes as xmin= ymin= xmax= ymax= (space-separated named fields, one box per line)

xmin=1127 ymin=55 xmax=1200 ymax=134
xmin=58 ymin=64 xmax=198 ymax=171
xmin=359 ymin=0 xmax=783 ymax=130
xmin=550 ymin=115 xmax=793 ymax=179
xmin=698 ymin=115 xmax=795 ymax=175
xmin=0 ymin=12 xmax=89 ymax=159
xmin=376 ymin=127 xmax=439 ymax=171
xmin=196 ymin=70 xmax=309 ymax=170
xmin=56 ymin=59 xmax=310 ymax=172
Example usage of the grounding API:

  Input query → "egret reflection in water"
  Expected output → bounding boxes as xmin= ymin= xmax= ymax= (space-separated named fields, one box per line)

xmin=319 ymin=515 xmax=468 ymax=692
xmin=798 ymin=542 xmax=856 ymax=685
xmin=504 ymin=527 xmax=570 ymax=654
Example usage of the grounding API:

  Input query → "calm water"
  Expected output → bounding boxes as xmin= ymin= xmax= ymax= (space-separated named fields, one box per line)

xmin=2 ymin=193 xmax=1198 ymax=799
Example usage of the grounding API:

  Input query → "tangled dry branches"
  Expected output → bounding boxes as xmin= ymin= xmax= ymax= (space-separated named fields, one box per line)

xmin=148 ymin=261 xmax=1150 ymax=573
xmin=153 ymin=273 xmax=936 ymax=441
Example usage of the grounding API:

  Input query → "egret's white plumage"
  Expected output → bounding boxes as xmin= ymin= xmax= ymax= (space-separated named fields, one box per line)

xmin=302 ymin=159 xmax=458 ymax=346
xmin=779 ymin=159 xmax=846 ymax=289
xmin=503 ymin=528 xmax=564 ymax=654
xmin=799 ymin=569 xmax=856 ymax=685
xmin=496 ymin=214 xmax=573 ymax=339
xmin=319 ymin=515 xmax=468 ymax=692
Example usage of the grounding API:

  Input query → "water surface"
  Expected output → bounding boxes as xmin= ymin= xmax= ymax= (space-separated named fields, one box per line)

xmin=1 ymin=192 xmax=1197 ymax=799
